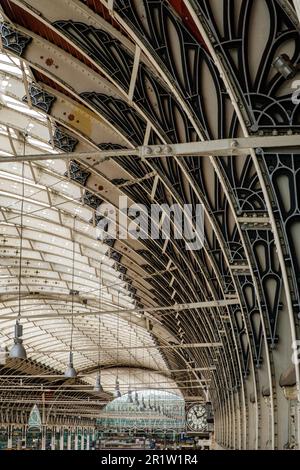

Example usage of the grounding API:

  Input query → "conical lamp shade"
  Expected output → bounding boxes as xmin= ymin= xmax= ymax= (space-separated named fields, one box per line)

xmin=10 ymin=323 xmax=26 ymax=359
xmin=140 ymin=397 xmax=146 ymax=411
xmin=64 ymin=363 xmax=77 ymax=378
xmin=64 ymin=352 xmax=77 ymax=378
xmin=114 ymin=379 xmax=121 ymax=398
xmin=127 ymin=390 xmax=133 ymax=403
xmin=94 ymin=372 xmax=103 ymax=393
xmin=9 ymin=338 xmax=27 ymax=359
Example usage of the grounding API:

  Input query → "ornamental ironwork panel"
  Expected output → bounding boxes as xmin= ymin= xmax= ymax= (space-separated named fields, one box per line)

xmin=246 ymin=229 xmax=282 ymax=347
xmin=263 ymin=153 xmax=300 ymax=315
xmin=114 ymin=263 xmax=127 ymax=274
xmin=229 ymin=303 xmax=250 ymax=377
xmin=97 ymin=143 xmax=127 ymax=151
xmin=91 ymin=213 xmax=109 ymax=232
xmin=98 ymin=142 xmax=126 ymax=150
xmin=81 ymin=92 xmax=146 ymax=146
xmin=109 ymin=250 xmax=122 ymax=263
xmin=114 ymin=0 xmax=229 ymax=139
xmin=82 ymin=190 xmax=103 ymax=210
xmin=53 ymin=127 xmax=79 ymax=153
xmin=111 ymin=178 xmax=128 ymax=186
xmin=102 ymin=238 xmax=115 ymax=248
xmin=128 ymin=285 xmax=137 ymax=295
xmin=195 ymin=0 xmax=300 ymax=132
xmin=23 ymin=83 xmax=56 ymax=113
xmin=53 ymin=20 xmax=133 ymax=91
xmin=0 ymin=22 xmax=31 ymax=55
xmin=239 ymin=273 xmax=264 ymax=367
xmin=219 ymin=156 xmax=267 ymax=214
xmin=65 ymin=160 xmax=90 ymax=186
xmin=134 ymin=64 xmax=196 ymax=143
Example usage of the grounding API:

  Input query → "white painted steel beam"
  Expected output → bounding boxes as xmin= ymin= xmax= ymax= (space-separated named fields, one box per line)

xmin=294 ymin=0 xmax=300 ymax=22
xmin=0 ymin=367 xmax=215 ymax=379
xmin=128 ymin=45 xmax=141 ymax=101
xmin=0 ymin=298 xmax=239 ymax=320
xmin=1 ymin=135 xmax=298 ymax=163
xmin=0 ymin=149 xmax=139 ymax=163
xmin=141 ymin=135 xmax=300 ymax=158
xmin=25 ymin=342 xmax=223 ymax=353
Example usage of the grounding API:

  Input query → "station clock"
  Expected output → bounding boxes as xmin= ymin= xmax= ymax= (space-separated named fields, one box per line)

xmin=186 ymin=404 xmax=207 ymax=432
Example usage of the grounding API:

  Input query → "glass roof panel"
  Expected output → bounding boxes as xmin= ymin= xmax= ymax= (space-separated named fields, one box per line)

xmin=0 ymin=46 xmax=171 ymax=392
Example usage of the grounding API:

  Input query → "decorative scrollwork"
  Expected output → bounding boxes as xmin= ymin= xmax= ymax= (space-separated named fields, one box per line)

xmin=0 ymin=22 xmax=31 ymax=56
xmin=114 ymin=263 xmax=127 ymax=274
xmin=102 ymin=238 xmax=115 ymax=248
xmin=247 ymin=229 xmax=282 ymax=347
xmin=238 ymin=274 xmax=264 ymax=366
xmin=82 ymin=190 xmax=103 ymax=210
xmin=81 ymin=92 xmax=146 ymax=146
xmin=230 ymin=303 xmax=250 ymax=377
xmin=53 ymin=127 xmax=78 ymax=153
xmin=97 ymin=143 xmax=127 ymax=151
xmin=65 ymin=160 xmax=90 ymax=186
xmin=23 ymin=83 xmax=56 ymax=113
xmin=113 ymin=0 xmax=225 ymax=139
xmin=263 ymin=153 xmax=300 ymax=312
xmin=195 ymin=0 xmax=300 ymax=132
xmin=53 ymin=20 xmax=133 ymax=91
xmin=109 ymin=250 xmax=122 ymax=263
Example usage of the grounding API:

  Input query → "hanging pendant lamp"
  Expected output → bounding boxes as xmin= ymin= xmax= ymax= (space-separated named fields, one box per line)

xmin=64 ymin=351 xmax=77 ymax=378
xmin=127 ymin=388 xmax=133 ymax=404
xmin=140 ymin=395 xmax=146 ymax=411
xmin=127 ymin=313 xmax=133 ymax=403
xmin=64 ymin=217 xmax=77 ymax=378
xmin=114 ymin=292 xmax=121 ymax=398
xmin=134 ymin=391 xmax=139 ymax=406
xmin=94 ymin=371 xmax=104 ymax=393
xmin=114 ymin=377 xmax=121 ymax=398
xmin=10 ymin=321 xmax=26 ymax=359
xmin=10 ymin=137 xmax=27 ymax=360
xmin=94 ymin=262 xmax=103 ymax=393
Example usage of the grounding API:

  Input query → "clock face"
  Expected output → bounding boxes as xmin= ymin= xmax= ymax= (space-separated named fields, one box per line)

xmin=186 ymin=404 xmax=207 ymax=432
